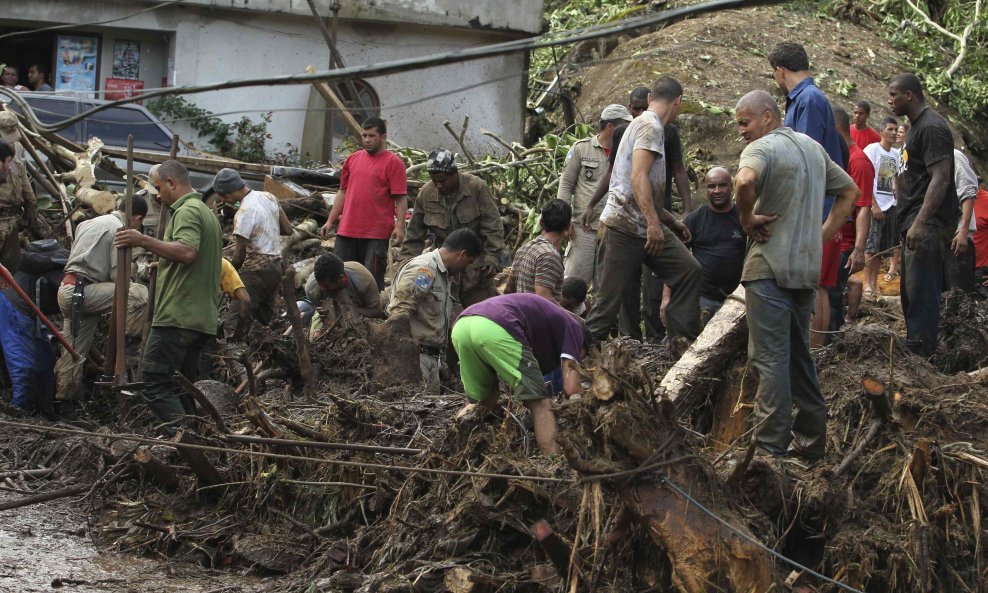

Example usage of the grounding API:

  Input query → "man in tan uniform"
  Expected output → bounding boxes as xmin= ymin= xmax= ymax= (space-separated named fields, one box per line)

xmin=0 ymin=114 xmax=43 ymax=271
xmin=386 ymin=228 xmax=483 ymax=392
xmin=399 ymin=148 xmax=504 ymax=307
xmin=54 ymin=197 xmax=150 ymax=405
xmin=556 ymin=104 xmax=632 ymax=282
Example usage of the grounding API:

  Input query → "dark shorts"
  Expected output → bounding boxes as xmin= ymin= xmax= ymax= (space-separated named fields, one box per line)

xmin=819 ymin=233 xmax=842 ymax=288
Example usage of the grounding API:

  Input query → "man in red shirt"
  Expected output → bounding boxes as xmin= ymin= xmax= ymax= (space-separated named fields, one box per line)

xmin=320 ymin=117 xmax=408 ymax=289
xmin=830 ymin=107 xmax=874 ymax=329
xmin=850 ymin=100 xmax=882 ymax=148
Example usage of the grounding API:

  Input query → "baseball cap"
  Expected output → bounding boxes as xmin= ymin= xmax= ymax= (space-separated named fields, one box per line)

xmin=600 ymin=104 xmax=633 ymax=122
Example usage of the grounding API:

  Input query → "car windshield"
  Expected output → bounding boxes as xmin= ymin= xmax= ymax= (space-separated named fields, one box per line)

xmin=14 ymin=98 xmax=172 ymax=152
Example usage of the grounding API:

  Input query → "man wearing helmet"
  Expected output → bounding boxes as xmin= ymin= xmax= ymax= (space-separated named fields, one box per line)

xmin=398 ymin=148 xmax=505 ymax=307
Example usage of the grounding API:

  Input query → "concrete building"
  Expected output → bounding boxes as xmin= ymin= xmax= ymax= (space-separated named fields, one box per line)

xmin=0 ymin=0 xmax=544 ymax=162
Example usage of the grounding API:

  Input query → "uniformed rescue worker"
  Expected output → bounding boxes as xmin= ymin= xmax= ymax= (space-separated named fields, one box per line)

xmin=399 ymin=148 xmax=504 ymax=308
xmin=386 ymin=228 xmax=483 ymax=392
xmin=0 ymin=114 xmax=44 ymax=271
xmin=556 ymin=104 xmax=633 ymax=282
xmin=54 ymin=197 xmax=150 ymax=408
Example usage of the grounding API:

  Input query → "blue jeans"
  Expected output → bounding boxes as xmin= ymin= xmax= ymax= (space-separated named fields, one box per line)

xmin=0 ymin=293 xmax=55 ymax=410
xmin=900 ymin=225 xmax=950 ymax=356
xmin=744 ymin=279 xmax=827 ymax=458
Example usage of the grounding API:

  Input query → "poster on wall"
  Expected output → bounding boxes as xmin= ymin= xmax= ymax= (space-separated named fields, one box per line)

xmin=104 ymin=78 xmax=144 ymax=102
xmin=112 ymin=40 xmax=140 ymax=80
xmin=54 ymin=34 xmax=99 ymax=94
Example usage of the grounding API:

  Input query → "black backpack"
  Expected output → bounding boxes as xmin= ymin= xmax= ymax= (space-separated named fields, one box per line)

xmin=4 ymin=239 xmax=69 ymax=317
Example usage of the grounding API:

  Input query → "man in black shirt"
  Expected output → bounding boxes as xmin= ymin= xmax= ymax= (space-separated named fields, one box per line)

xmin=888 ymin=72 xmax=959 ymax=355
xmin=681 ymin=167 xmax=746 ymax=322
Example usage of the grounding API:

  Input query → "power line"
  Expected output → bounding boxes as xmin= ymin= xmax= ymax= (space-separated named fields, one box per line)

xmin=659 ymin=476 xmax=867 ymax=593
xmin=0 ymin=1 xmax=181 ymax=40
xmin=0 ymin=0 xmax=780 ymax=133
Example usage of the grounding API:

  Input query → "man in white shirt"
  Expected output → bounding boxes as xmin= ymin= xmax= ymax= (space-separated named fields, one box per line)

xmin=862 ymin=117 xmax=901 ymax=295
xmin=212 ymin=168 xmax=292 ymax=339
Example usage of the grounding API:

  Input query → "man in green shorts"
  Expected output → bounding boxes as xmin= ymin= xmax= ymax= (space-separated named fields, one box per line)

xmin=452 ymin=293 xmax=589 ymax=455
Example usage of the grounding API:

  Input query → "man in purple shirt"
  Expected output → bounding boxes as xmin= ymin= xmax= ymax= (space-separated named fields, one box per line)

xmin=451 ymin=293 xmax=589 ymax=455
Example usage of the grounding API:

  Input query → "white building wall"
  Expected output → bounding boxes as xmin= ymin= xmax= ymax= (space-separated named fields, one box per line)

xmin=0 ymin=0 xmax=539 ymax=161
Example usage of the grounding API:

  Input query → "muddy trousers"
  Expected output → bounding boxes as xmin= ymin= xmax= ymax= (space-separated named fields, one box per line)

xmin=563 ymin=224 xmax=598 ymax=284
xmin=335 ymin=236 xmax=390 ymax=291
xmin=745 ymin=279 xmax=827 ymax=458
xmin=587 ymin=225 xmax=702 ymax=343
xmin=54 ymin=282 xmax=148 ymax=401
xmin=225 ymin=259 xmax=282 ymax=336
xmin=139 ymin=327 xmax=212 ymax=432
xmin=900 ymin=225 xmax=950 ymax=356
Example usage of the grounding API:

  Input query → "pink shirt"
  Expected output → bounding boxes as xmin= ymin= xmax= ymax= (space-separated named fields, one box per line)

xmin=337 ymin=149 xmax=408 ymax=240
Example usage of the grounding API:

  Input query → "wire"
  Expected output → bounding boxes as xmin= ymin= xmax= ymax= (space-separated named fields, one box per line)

xmin=0 ymin=1 xmax=181 ymax=40
xmin=1 ymin=0 xmax=782 ymax=133
xmin=0 ymin=419 xmax=568 ymax=484
xmin=659 ymin=475 xmax=867 ymax=593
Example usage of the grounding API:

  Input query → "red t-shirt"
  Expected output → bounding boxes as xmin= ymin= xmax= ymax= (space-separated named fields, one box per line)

xmin=850 ymin=126 xmax=881 ymax=149
xmin=840 ymin=143 xmax=875 ymax=252
xmin=973 ymin=188 xmax=988 ymax=269
xmin=337 ymin=149 xmax=408 ymax=240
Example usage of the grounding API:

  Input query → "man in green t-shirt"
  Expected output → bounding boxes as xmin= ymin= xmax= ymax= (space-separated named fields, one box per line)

xmin=115 ymin=160 xmax=223 ymax=430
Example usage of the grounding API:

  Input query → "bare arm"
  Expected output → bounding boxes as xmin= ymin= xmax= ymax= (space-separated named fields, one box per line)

xmin=823 ymin=185 xmax=860 ymax=242
xmin=115 ymin=230 xmax=197 ymax=264
xmin=631 ymin=149 xmax=664 ymax=255
xmin=278 ymin=206 xmax=292 ymax=236
xmin=953 ymin=198 xmax=974 ymax=255
xmin=562 ymin=358 xmax=582 ymax=396
xmin=320 ymin=189 xmax=346 ymax=238
xmin=672 ymin=160 xmax=693 ymax=213
xmin=734 ymin=167 xmax=778 ymax=243
xmin=230 ymin=235 xmax=249 ymax=270
xmin=847 ymin=204 xmax=870 ymax=273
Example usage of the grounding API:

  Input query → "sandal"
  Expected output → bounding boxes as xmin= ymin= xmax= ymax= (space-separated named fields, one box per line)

xmin=884 ymin=272 xmax=899 ymax=281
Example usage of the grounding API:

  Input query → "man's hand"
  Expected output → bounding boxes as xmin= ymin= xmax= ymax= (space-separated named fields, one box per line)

xmin=952 ymin=229 xmax=969 ymax=256
xmin=846 ymin=247 xmax=865 ymax=274
xmin=392 ymin=224 xmax=405 ymax=246
xmin=742 ymin=213 xmax=779 ymax=244
xmin=672 ymin=220 xmax=691 ymax=244
xmin=114 ymin=229 xmax=146 ymax=249
xmin=905 ymin=221 xmax=927 ymax=250
xmin=644 ymin=223 xmax=665 ymax=256
xmin=871 ymin=204 xmax=884 ymax=221
xmin=319 ymin=215 xmax=338 ymax=239
xmin=580 ymin=210 xmax=596 ymax=232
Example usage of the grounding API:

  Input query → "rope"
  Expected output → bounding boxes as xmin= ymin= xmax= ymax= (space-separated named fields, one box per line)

xmin=659 ymin=476 xmax=867 ymax=593
xmin=0 ymin=420 xmax=567 ymax=484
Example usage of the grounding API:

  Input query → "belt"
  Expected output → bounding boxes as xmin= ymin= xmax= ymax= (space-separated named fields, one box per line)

xmin=420 ymin=345 xmax=444 ymax=356
xmin=61 ymin=272 xmax=94 ymax=287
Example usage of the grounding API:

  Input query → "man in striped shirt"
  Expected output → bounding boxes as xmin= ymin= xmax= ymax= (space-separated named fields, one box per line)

xmin=505 ymin=199 xmax=572 ymax=303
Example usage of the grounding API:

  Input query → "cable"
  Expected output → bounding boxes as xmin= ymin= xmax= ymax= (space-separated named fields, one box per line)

xmin=0 ymin=1 xmax=181 ymax=40
xmin=0 ymin=419 xmax=568 ymax=484
xmin=659 ymin=476 xmax=867 ymax=593
xmin=2 ymin=0 xmax=782 ymax=133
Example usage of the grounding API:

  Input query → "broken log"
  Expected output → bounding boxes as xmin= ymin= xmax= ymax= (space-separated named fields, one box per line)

xmin=132 ymin=447 xmax=179 ymax=492
xmin=0 ymin=483 xmax=91 ymax=512
xmin=242 ymin=397 xmax=287 ymax=439
xmin=444 ymin=567 xmax=503 ymax=593
xmin=282 ymin=269 xmax=317 ymax=401
xmin=74 ymin=188 xmax=117 ymax=215
xmin=834 ymin=376 xmax=892 ymax=476
xmin=660 ymin=285 xmax=747 ymax=414
xmin=0 ymin=468 xmax=53 ymax=480
xmin=531 ymin=519 xmax=578 ymax=585
xmin=173 ymin=430 xmax=226 ymax=493
xmin=277 ymin=416 xmax=331 ymax=442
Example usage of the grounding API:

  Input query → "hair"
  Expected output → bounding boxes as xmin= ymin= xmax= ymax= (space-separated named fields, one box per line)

xmin=0 ymin=140 xmax=14 ymax=162
xmin=899 ymin=121 xmax=911 ymax=131
xmin=735 ymin=90 xmax=781 ymax=120
xmin=156 ymin=160 xmax=190 ymax=185
xmin=562 ymin=276 xmax=588 ymax=304
xmin=833 ymin=107 xmax=851 ymax=133
xmin=854 ymin=100 xmax=872 ymax=114
xmin=118 ymin=195 xmax=149 ymax=218
xmin=629 ymin=86 xmax=650 ymax=103
xmin=540 ymin=199 xmax=572 ymax=233
xmin=314 ymin=252 xmax=345 ymax=283
xmin=880 ymin=116 xmax=899 ymax=129
xmin=890 ymin=73 xmax=924 ymax=102
xmin=28 ymin=62 xmax=48 ymax=77
xmin=768 ymin=42 xmax=809 ymax=72
xmin=361 ymin=117 xmax=386 ymax=134
xmin=650 ymin=76 xmax=683 ymax=103
xmin=443 ymin=228 xmax=483 ymax=257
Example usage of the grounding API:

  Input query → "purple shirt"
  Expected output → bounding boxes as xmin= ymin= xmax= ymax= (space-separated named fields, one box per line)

xmin=459 ymin=293 xmax=584 ymax=373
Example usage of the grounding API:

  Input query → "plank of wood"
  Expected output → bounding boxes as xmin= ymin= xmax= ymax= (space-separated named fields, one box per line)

xmin=659 ymin=285 xmax=748 ymax=415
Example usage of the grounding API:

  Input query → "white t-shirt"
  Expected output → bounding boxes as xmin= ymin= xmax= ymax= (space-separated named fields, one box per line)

xmin=599 ymin=111 xmax=666 ymax=238
xmin=234 ymin=190 xmax=283 ymax=257
xmin=862 ymin=143 xmax=900 ymax=212
xmin=954 ymin=149 xmax=978 ymax=232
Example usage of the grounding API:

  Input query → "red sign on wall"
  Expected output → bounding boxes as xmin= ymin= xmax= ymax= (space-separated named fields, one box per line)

xmin=104 ymin=78 xmax=144 ymax=101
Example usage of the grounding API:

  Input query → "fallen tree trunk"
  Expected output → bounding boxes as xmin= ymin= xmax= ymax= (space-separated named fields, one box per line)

xmin=0 ymin=483 xmax=90 ymax=512
xmin=132 ymin=447 xmax=179 ymax=492
xmin=659 ymin=285 xmax=747 ymax=414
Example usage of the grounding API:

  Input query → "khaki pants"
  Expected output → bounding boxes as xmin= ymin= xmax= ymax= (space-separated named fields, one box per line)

xmin=563 ymin=224 xmax=598 ymax=283
xmin=54 ymin=281 xmax=148 ymax=401
xmin=419 ymin=352 xmax=441 ymax=393
xmin=0 ymin=217 xmax=20 ymax=272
